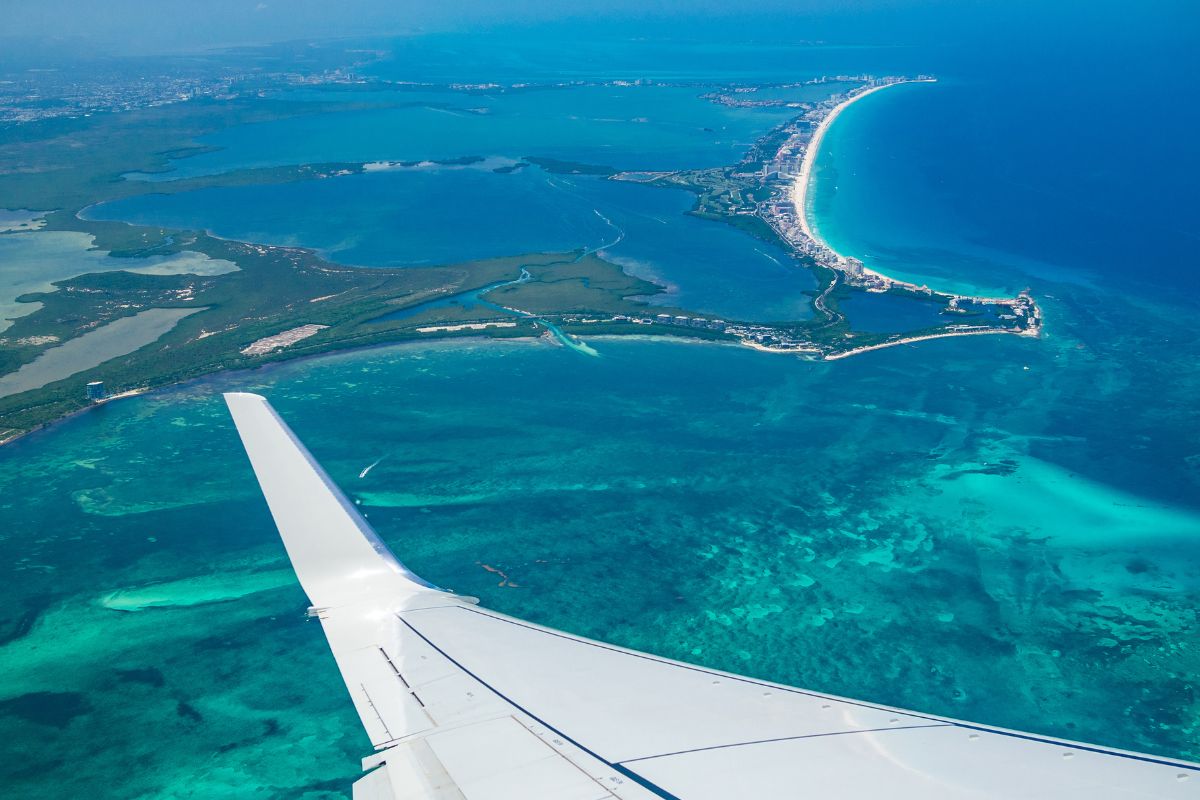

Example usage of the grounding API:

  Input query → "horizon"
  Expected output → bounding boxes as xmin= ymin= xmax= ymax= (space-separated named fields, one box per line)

xmin=1 ymin=0 xmax=1193 ymax=59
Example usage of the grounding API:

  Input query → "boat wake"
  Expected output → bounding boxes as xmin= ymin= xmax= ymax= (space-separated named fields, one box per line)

xmin=585 ymin=209 xmax=625 ymax=255
xmin=359 ymin=457 xmax=384 ymax=479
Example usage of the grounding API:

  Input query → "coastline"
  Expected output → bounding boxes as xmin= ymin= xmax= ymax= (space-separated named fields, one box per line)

xmin=0 ymin=335 xmax=555 ymax=449
xmin=1 ymin=74 xmax=1046 ymax=444
xmin=0 ymin=315 xmax=1037 ymax=450
xmin=750 ymin=75 xmax=1042 ymax=353
xmin=792 ymin=81 xmax=910 ymax=248
xmin=789 ymin=79 xmax=932 ymax=287
xmin=822 ymin=327 xmax=1031 ymax=361
xmin=0 ymin=386 xmax=150 ymax=448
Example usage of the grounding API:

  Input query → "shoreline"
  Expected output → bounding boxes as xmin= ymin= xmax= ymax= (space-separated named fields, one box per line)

xmin=0 ymin=335 xmax=557 ymax=449
xmin=0 ymin=329 xmax=736 ymax=449
xmin=789 ymin=79 xmax=933 ymax=288
xmin=0 ymin=386 xmax=150 ymax=448
xmin=822 ymin=327 xmax=1032 ymax=361
xmin=0 ymin=75 xmax=1045 ymax=445
xmin=0 ymin=312 xmax=1041 ymax=444
xmin=793 ymin=81 xmax=912 ymax=249
xmin=754 ymin=75 xmax=1042 ymax=347
xmin=0 ymin=298 xmax=1041 ymax=450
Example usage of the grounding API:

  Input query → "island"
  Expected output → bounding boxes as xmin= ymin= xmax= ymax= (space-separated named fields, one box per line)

xmin=0 ymin=74 xmax=1040 ymax=445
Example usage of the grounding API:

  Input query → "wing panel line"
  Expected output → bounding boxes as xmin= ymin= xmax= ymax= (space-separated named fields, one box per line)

xmin=949 ymin=722 xmax=1200 ymax=773
xmin=418 ymin=605 xmax=1200 ymax=774
xmin=616 ymin=724 xmax=951 ymax=765
xmin=395 ymin=616 xmax=685 ymax=800
xmin=431 ymin=605 xmax=946 ymax=721
xmin=360 ymin=683 xmax=395 ymax=741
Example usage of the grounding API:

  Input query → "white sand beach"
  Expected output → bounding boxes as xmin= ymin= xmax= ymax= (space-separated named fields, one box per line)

xmin=791 ymin=82 xmax=919 ymax=249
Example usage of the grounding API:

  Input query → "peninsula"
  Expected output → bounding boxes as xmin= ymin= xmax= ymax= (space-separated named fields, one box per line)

xmin=0 ymin=74 xmax=1041 ymax=444
xmin=614 ymin=75 xmax=1041 ymax=357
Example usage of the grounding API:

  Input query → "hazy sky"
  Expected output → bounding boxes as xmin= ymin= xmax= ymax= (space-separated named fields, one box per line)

xmin=1 ymin=0 xmax=1192 ymax=55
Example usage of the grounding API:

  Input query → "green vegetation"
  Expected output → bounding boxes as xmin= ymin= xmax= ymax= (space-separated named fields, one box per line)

xmin=522 ymin=157 xmax=619 ymax=176
xmin=0 ymin=81 xmax=1034 ymax=443
xmin=485 ymin=254 xmax=659 ymax=315
xmin=0 ymin=239 xmax=672 ymax=438
xmin=0 ymin=95 xmax=717 ymax=440
xmin=0 ymin=99 xmax=370 ymax=211
xmin=622 ymin=166 xmax=776 ymax=240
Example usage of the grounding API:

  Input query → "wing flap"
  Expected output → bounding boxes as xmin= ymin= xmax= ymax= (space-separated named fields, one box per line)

xmin=343 ymin=645 xmax=436 ymax=747
xmin=357 ymin=739 xmax=466 ymax=800
xmin=353 ymin=765 xmax=400 ymax=800
xmin=423 ymin=716 xmax=616 ymax=800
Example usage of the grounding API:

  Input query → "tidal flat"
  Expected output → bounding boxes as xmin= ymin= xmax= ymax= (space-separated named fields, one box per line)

xmin=0 ymin=308 xmax=202 ymax=399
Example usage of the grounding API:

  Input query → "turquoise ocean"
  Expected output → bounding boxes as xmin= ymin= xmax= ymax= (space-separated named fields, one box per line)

xmin=3 ymin=10 xmax=1199 ymax=797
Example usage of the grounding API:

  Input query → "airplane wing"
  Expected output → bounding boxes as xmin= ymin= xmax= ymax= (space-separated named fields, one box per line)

xmin=224 ymin=392 xmax=1198 ymax=799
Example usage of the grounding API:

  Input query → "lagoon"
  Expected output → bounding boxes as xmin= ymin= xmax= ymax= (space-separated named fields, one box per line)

xmin=146 ymin=83 xmax=802 ymax=180
xmin=0 ymin=231 xmax=235 ymax=333
xmin=0 ymin=308 xmax=202 ymax=398
xmin=90 ymin=167 xmax=818 ymax=323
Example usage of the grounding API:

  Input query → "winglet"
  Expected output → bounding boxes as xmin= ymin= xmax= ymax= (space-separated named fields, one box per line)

xmin=224 ymin=392 xmax=441 ymax=608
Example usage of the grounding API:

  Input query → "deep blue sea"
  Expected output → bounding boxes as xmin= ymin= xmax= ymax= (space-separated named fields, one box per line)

xmin=810 ymin=47 xmax=1200 ymax=302
xmin=3 ymin=8 xmax=1199 ymax=797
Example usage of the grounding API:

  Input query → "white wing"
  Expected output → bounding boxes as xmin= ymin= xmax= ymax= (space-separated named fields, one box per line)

xmin=224 ymin=392 xmax=1198 ymax=799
